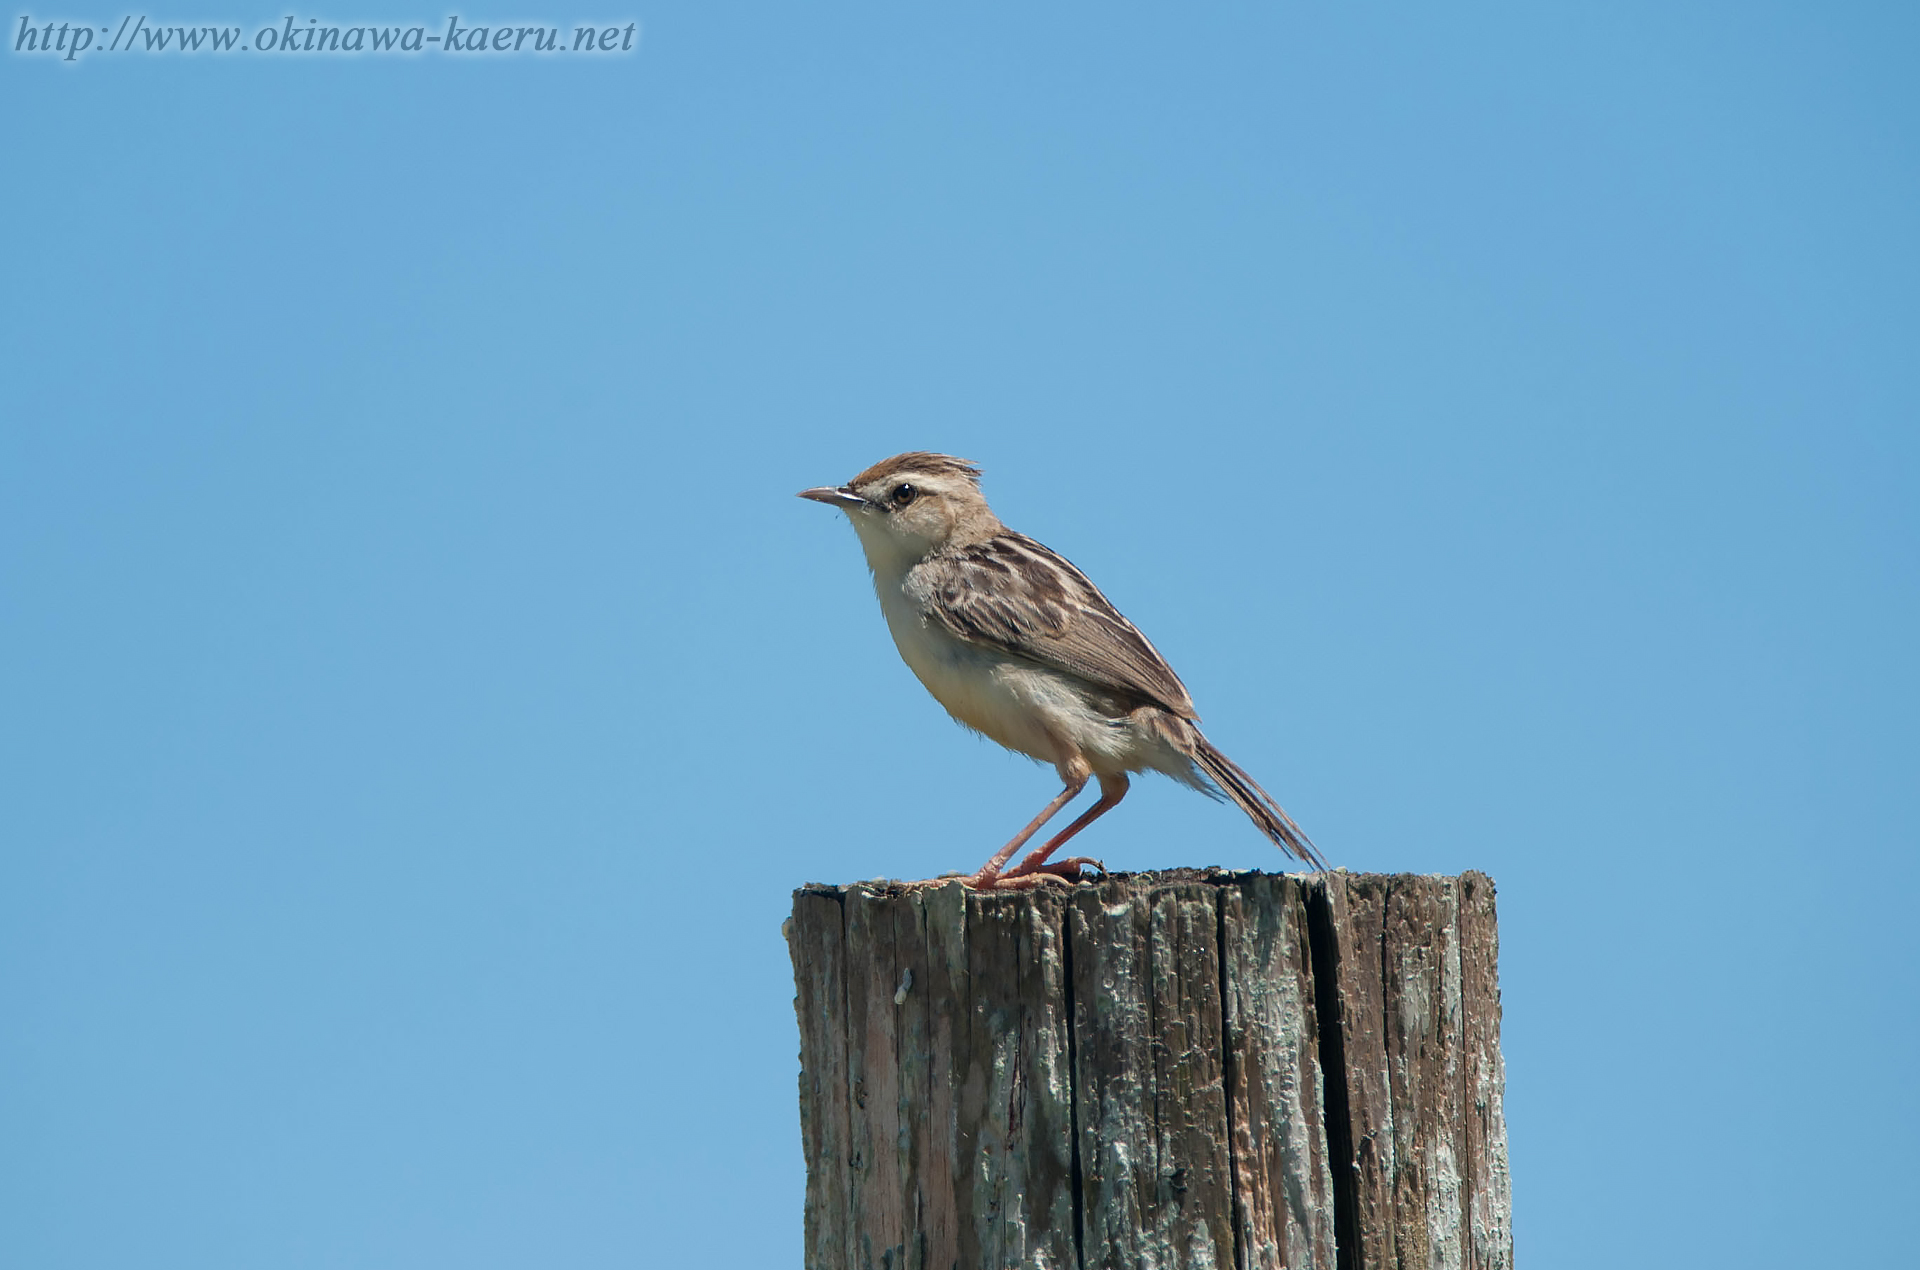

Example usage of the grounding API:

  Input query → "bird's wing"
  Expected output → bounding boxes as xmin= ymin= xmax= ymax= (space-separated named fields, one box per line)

xmin=915 ymin=532 xmax=1199 ymax=719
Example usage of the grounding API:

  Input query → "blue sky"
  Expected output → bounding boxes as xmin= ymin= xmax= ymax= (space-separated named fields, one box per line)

xmin=3 ymin=3 xmax=1915 ymax=1266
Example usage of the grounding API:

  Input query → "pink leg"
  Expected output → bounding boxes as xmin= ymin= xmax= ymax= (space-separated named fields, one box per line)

xmin=994 ymin=773 xmax=1131 ymax=885
xmin=966 ymin=774 xmax=1088 ymax=889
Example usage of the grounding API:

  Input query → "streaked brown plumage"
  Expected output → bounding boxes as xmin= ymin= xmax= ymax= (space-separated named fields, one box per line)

xmin=800 ymin=452 xmax=1323 ymax=887
xmin=923 ymin=531 xmax=1197 ymax=718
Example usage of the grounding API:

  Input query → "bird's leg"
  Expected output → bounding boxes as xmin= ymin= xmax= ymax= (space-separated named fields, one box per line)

xmin=967 ymin=773 xmax=1088 ymax=889
xmin=1000 ymin=773 xmax=1130 ymax=883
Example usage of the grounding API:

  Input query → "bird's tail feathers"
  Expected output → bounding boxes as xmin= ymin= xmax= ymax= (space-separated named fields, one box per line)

xmin=1191 ymin=735 xmax=1326 ymax=869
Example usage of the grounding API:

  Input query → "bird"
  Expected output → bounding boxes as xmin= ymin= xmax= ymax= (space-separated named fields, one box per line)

xmin=798 ymin=452 xmax=1324 ymax=890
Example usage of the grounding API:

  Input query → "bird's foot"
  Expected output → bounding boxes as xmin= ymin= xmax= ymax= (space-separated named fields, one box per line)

xmin=967 ymin=857 xmax=1106 ymax=890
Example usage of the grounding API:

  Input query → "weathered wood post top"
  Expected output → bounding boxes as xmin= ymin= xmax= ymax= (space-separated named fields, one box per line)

xmin=787 ymin=869 xmax=1512 ymax=1270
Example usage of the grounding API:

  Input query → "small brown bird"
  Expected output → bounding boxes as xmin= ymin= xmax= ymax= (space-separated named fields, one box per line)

xmin=800 ymin=452 xmax=1324 ymax=889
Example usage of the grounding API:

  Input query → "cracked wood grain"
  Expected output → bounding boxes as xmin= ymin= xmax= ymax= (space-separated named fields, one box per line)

xmin=1458 ymin=874 xmax=1512 ymax=1270
xmin=1222 ymin=874 xmax=1338 ymax=1270
xmin=1069 ymin=881 xmax=1234 ymax=1269
xmin=789 ymin=890 xmax=852 ymax=1270
xmin=1306 ymin=873 xmax=1514 ymax=1270
xmin=788 ymin=871 xmax=1510 ymax=1270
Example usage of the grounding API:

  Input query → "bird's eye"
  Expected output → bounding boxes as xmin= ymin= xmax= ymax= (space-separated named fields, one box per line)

xmin=892 ymin=483 xmax=917 ymax=507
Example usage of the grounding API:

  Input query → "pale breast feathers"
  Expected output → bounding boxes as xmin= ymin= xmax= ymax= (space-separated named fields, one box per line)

xmin=912 ymin=533 xmax=1199 ymax=720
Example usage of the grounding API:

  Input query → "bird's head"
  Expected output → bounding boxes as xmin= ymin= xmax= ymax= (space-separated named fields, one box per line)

xmin=798 ymin=452 xmax=1000 ymax=572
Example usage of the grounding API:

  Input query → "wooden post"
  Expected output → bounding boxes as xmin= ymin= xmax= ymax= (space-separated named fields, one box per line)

xmin=787 ymin=869 xmax=1512 ymax=1270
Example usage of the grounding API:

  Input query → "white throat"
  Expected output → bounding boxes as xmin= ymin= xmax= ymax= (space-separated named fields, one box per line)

xmin=845 ymin=510 xmax=937 ymax=583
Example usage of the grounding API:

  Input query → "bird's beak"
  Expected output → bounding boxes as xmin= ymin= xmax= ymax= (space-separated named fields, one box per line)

xmin=797 ymin=485 xmax=868 ymax=509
